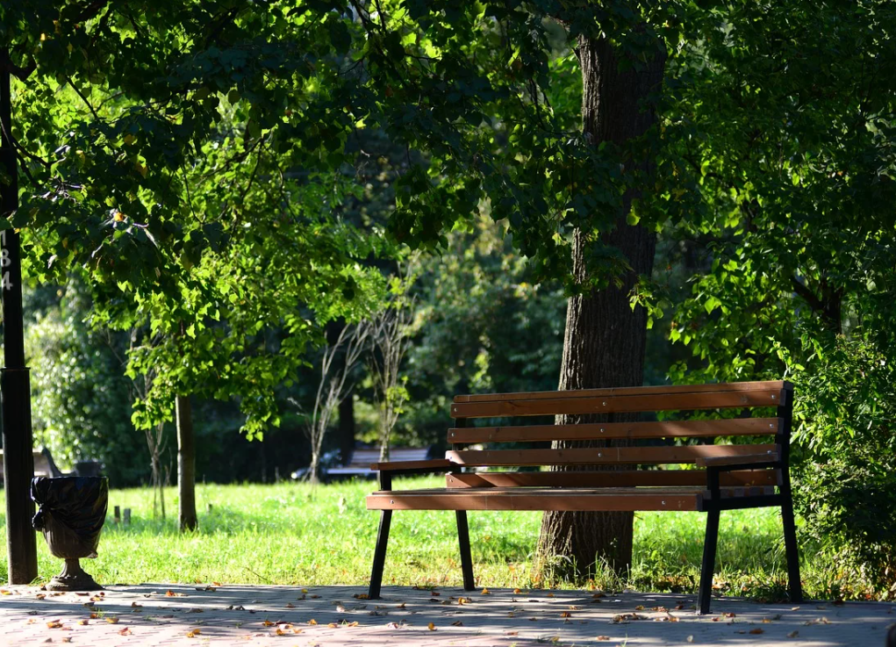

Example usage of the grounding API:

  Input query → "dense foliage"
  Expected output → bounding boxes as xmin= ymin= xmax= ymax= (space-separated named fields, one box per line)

xmin=2 ymin=0 xmax=894 ymax=594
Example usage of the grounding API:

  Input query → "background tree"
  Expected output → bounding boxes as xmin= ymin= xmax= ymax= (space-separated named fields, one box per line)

xmin=369 ymin=263 xmax=416 ymax=461
xmin=299 ymin=322 xmax=371 ymax=483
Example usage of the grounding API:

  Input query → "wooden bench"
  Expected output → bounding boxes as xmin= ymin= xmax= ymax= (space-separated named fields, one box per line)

xmin=365 ymin=380 xmax=802 ymax=614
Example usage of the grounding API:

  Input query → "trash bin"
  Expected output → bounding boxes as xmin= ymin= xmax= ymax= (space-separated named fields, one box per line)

xmin=31 ymin=476 xmax=109 ymax=590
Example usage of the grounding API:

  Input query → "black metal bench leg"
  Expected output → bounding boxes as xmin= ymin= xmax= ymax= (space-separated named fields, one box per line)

xmin=781 ymin=492 xmax=803 ymax=603
xmin=698 ymin=509 xmax=720 ymax=615
xmin=368 ymin=510 xmax=392 ymax=599
xmin=456 ymin=511 xmax=475 ymax=590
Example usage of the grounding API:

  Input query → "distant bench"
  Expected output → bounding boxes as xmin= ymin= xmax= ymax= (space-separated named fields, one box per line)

xmin=0 ymin=447 xmax=64 ymax=484
xmin=325 ymin=447 xmax=432 ymax=481
xmin=364 ymin=381 xmax=803 ymax=614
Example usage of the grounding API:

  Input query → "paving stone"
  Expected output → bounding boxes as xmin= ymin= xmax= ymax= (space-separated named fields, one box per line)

xmin=0 ymin=584 xmax=892 ymax=646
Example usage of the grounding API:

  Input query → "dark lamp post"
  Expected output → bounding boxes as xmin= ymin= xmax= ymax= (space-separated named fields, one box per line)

xmin=0 ymin=47 xmax=39 ymax=584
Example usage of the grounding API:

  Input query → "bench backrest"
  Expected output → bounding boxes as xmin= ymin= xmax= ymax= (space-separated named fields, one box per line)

xmin=445 ymin=380 xmax=792 ymax=489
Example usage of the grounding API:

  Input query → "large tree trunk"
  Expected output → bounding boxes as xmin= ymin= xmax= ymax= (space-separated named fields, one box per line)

xmin=536 ymin=32 xmax=666 ymax=582
xmin=176 ymin=394 xmax=198 ymax=532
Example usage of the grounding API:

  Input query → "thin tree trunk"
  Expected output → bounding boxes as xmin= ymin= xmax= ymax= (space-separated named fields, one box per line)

xmin=536 ymin=31 xmax=666 ymax=582
xmin=337 ymin=390 xmax=356 ymax=465
xmin=176 ymin=394 xmax=198 ymax=531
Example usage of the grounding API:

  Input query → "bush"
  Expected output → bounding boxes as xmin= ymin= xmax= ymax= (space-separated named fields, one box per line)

xmin=790 ymin=334 xmax=896 ymax=597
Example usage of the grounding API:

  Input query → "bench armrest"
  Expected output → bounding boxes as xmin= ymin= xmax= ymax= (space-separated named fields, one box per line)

xmin=697 ymin=452 xmax=779 ymax=469
xmin=371 ymin=459 xmax=457 ymax=474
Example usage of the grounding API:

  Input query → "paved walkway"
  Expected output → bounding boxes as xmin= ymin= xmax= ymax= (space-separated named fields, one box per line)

xmin=0 ymin=583 xmax=892 ymax=646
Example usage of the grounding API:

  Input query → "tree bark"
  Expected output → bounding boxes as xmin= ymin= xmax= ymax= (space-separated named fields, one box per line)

xmin=536 ymin=32 xmax=666 ymax=582
xmin=176 ymin=394 xmax=198 ymax=532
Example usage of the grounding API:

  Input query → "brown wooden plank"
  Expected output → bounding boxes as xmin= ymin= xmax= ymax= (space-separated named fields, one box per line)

xmin=446 ymin=444 xmax=778 ymax=467
xmin=453 ymin=381 xmax=791 ymax=404
xmin=367 ymin=488 xmax=701 ymax=512
xmin=696 ymin=452 xmax=779 ymax=467
xmin=372 ymin=459 xmax=455 ymax=472
xmin=450 ymin=389 xmax=786 ymax=419
xmin=447 ymin=418 xmax=781 ymax=444
xmin=445 ymin=469 xmax=778 ymax=489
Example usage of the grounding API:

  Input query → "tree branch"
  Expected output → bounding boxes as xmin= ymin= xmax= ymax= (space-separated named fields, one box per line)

xmin=790 ymin=275 xmax=824 ymax=312
xmin=68 ymin=77 xmax=102 ymax=122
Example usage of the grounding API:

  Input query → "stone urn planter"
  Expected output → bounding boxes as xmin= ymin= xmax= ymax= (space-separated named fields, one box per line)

xmin=31 ymin=476 xmax=109 ymax=591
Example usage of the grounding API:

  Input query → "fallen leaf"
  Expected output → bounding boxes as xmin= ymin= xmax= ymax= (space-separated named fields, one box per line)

xmin=46 ymin=620 xmax=63 ymax=629
xmin=427 ymin=622 xmax=436 ymax=631
xmin=119 ymin=628 xmax=133 ymax=636
xmin=327 ymin=623 xmax=338 ymax=628
xmin=77 ymin=620 xmax=88 ymax=626
xmin=596 ymin=637 xmax=610 ymax=642
xmin=106 ymin=617 xmax=120 ymax=625
xmin=514 ymin=588 xmax=523 ymax=594
xmin=561 ymin=612 xmax=572 ymax=618
xmin=285 ymin=603 xmax=295 ymax=609
xmin=185 ymin=629 xmax=201 ymax=638
xmin=36 ymin=594 xmax=46 ymax=600
xmin=547 ymin=592 xmax=555 ymax=598
xmin=165 ymin=590 xmax=187 ymax=598
xmin=308 ymin=619 xmax=318 ymax=626
xmin=451 ymin=621 xmax=463 ymax=626
xmin=262 ymin=620 xmax=275 ymax=627
xmin=506 ymin=631 xmax=518 ymax=636
xmin=481 ymin=588 xmax=490 ymax=595
xmin=787 ymin=630 xmax=800 ymax=638
xmin=61 ymin=639 xmax=72 ymax=644
xmin=635 ymin=605 xmax=645 ymax=611
xmin=749 ymin=628 xmax=765 ymax=634
xmin=431 ymin=591 xmax=440 ymax=597
xmin=353 ymin=594 xmax=369 ymax=600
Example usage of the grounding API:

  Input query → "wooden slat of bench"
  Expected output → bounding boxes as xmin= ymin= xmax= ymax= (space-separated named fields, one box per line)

xmin=449 ymin=389 xmax=786 ymax=419
xmin=445 ymin=469 xmax=779 ymax=489
xmin=446 ymin=444 xmax=778 ymax=467
xmin=367 ymin=487 xmax=703 ymax=512
xmin=453 ymin=381 xmax=790 ymax=403
xmin=447 ymin=417 xmax=781 ymax=444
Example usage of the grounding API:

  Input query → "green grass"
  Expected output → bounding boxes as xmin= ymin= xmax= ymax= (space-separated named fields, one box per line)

xmin=0 ymin=479 xmax=870 ymax=599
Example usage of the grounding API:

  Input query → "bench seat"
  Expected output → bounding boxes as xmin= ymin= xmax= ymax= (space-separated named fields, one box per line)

xmin=368 ymin=485 xmax=777 ymax=512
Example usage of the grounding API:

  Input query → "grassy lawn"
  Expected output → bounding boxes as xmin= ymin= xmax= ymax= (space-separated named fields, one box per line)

xmin=0 ymin=479 xmax=855 ymax=599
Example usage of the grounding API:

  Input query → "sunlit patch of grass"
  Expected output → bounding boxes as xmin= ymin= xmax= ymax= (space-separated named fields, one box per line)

xmin=0 ymin=479 xmax=877 ymax=600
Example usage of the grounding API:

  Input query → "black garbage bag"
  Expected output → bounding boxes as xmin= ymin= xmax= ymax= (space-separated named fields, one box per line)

xmin=31 ymin=477 xmax=109 ymax=560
